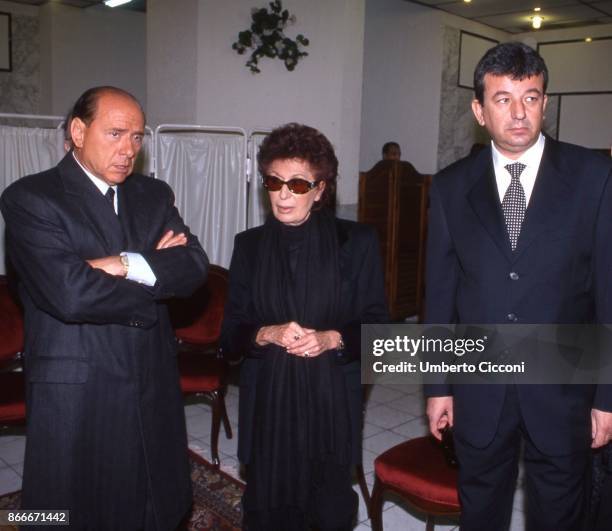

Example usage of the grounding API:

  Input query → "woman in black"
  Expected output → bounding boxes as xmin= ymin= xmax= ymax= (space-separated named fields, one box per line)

xmin=221 ymin=123 xmax=388 ymax=530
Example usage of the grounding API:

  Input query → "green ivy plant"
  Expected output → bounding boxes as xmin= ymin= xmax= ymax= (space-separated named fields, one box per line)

xmin=232 ymin=0 xmax=309 ymax=74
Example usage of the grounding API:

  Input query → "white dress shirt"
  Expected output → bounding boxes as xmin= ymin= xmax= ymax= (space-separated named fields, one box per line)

xmin=72 ymin=153 xmax=156 ymax=286
xmin=491 ymin=133 xmax=545 ymax=206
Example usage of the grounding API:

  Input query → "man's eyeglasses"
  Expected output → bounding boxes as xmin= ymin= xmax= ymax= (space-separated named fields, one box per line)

xmin=262 ymin=175 xmax=320 ymax=195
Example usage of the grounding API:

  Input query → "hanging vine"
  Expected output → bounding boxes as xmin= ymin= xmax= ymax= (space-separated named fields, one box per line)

xmin=232 ymin=0 xmax=309 ymax=74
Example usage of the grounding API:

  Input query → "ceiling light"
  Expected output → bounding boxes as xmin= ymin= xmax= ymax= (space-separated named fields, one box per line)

xmin=532 ymin=15 xmax=543 ymax=29
xmin=585 ymin=37 xmax=592 ymax=42
xmin=104 ymin=0 xmax=132 ymax=7
xmin=534 ymin=7 xmax=541 ymax=12
xmin=464 ymin=0 xmax=472 ymax=3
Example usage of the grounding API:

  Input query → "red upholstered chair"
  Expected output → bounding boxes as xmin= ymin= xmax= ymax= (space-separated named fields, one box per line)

xmin=169 ymin=265 xmax=232 ymax=467
xmin=0 ymin=276 xmax=26 ymax=427
xmin=370 ymin=436 xmax=460 ymax=531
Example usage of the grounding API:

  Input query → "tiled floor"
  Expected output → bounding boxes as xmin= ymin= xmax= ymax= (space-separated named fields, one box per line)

xmin=0 ymin=380 xmax=528 ymax=530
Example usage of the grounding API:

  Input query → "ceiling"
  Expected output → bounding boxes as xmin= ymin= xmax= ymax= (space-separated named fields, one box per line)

xmin=6 ymin=0 xmax=146 ymax=12
xmin=6 ymin=0 xmax=612 ymax=33
xmin=407 ymin=0 xmax=612 ymax=33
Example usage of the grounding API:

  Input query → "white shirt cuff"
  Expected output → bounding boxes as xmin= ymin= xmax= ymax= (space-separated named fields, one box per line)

xmin=122 ymin=252 xmax=157 ymax=286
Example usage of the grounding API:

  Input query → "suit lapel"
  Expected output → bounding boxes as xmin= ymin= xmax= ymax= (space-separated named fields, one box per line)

xmin=467 ymin=151 xmax=514 ymax=263
xmin=513 ymin=138 xmax=572 ymax=260
xmin=58 ymin=153 xmax=125 ymax=255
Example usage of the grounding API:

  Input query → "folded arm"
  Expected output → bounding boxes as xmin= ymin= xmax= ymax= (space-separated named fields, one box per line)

xmin=1 ymin=185 xmax=158 ymax=327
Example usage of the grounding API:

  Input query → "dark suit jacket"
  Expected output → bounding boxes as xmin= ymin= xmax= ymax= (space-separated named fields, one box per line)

xmin=220 ymin=217 xmax=389 ymax=464
xmin=423 ymin=138 xmax=612 ymax=456
xmin=0 ymin=153 xmax=208 ymax=530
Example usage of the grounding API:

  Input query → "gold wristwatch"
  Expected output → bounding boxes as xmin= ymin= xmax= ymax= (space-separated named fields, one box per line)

xmin=119 ymin=253 xmax=129 ymax=276
xmin=338 ymin=334 xmax=345 ymax=351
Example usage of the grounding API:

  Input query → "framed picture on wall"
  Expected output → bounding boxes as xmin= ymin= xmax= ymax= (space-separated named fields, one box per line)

xmin=458 ymin=31 xmax=498 ymax=89
xmin=0 ymin=12 xmax=11 ymax=72
xmin=537 ymin=37 xmax=612 ymax=150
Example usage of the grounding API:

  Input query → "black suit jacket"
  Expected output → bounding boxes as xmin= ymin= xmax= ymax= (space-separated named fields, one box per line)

xmin=0 ymin=153 xmax=208 ymax=529
xmin=221 ymin=217 xmax=389 ymax=464
xmin=424 ymin=138 xmax=612 ymax=455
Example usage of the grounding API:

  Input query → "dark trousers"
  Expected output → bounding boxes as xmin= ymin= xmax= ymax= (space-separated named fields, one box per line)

xmin=454 ymin=385 xmax=590 ymax=531
xmin=591 ymin=443 xmax=612 ymax=530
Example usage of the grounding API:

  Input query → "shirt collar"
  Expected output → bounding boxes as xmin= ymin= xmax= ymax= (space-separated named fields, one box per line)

xmin=491 ymin=133 xmax=546 ymax=171
xmin=72 ymin=151 xmax=116 ymax=196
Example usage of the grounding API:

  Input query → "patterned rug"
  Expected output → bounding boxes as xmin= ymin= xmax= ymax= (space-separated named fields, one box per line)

xmin=0 ymin=450 xmax=244 ymax=531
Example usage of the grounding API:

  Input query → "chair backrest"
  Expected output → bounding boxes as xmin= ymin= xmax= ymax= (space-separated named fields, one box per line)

xmin=0 ymin=276 xmax=24 ymax=368
xmin=169 ymin=265 xmax=229 ymax=345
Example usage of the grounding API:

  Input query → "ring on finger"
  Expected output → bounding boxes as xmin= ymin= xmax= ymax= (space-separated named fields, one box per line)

xmin=304 ymin=351 xmax=310 ymax=357
xmin=294 ymin=334 xmax=300 ymax=340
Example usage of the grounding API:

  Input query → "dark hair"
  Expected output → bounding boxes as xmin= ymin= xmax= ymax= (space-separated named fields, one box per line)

xmin=257 ymin=123 xmax=338 ymax=209
xmin=382 ymin=141 xmax=400 ymax=156
xmin=69 ymin=86 xmax=145 ymax=126
xmin=474 ymin=42 xmax=548 ymax=104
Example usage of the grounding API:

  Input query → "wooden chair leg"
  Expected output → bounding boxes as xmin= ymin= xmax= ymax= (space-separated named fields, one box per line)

xmin=425 ymin=514 xmax=435 ymax=531
xmin=209 ymin=389 xmax=222 ymax=467
xmin=370 ymin=477 xmax=385 ymax=531
xmin=355 ymin=463 xmax=370 ymax=517
xmin=218 ymin=387 xmax=233 ymax=439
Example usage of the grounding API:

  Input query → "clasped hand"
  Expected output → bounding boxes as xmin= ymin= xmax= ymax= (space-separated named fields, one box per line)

xmin=591 ymin=408 xmax=612 ymax=448
xmin=256 ymin=321 xmax=341 ymax=358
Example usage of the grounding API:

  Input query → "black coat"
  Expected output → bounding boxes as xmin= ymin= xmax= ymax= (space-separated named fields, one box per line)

xmin=0 ymin=153 xmax=209 ymax=530
xmin=221 ymin=217 xmax=389 ymax=464
xmin=423 ymin=138 xmax=612 ymax=456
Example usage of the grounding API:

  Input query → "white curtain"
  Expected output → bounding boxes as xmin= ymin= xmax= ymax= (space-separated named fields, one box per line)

xmin=156 ymin=130 xmax=247 ymax=268
xmin=0 ymin=125 xmax=64 ymax=186
xmin=247 ymin=131 xmax=270 ymax=229
xmin=0 ymin=125 xmax=65 ymax=274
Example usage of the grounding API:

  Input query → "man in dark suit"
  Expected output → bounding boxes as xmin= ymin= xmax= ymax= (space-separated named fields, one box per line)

xmin=424 ymin=42 xmax=612 ymax=530
xmin=1 ymin=86 xmax=208 ymax=529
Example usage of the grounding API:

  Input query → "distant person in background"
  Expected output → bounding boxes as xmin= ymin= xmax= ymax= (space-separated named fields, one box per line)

xmin=222 ymin=123 xmax=388 ymax=530
xmin=382 ymin=141 xmax=401 ymax=160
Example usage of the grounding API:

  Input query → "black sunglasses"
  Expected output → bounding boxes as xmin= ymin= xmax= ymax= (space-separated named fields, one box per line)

xmin=262 ymin=175 xmax=320 ymax=195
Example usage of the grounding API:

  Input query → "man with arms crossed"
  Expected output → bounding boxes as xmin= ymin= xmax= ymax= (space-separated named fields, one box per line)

xmin=1 ymin=86 xmax=208 ymax=529
xmin=424 ymin=43 xmax=612 ymax=530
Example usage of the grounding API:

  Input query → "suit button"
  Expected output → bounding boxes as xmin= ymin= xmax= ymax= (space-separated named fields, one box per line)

xmin=509 ymin=272 xmax=519 ymax=280
xmin=507 ymin=313 xmax=518 ymax=322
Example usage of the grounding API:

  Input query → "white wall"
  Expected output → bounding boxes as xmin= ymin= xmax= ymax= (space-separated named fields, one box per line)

xmin=147 ymin=0 xmax=198 ymax=125
xmin=39 ymin=3 xmax=146 ymax=116
xmin=180 ymin=0 xmax=365 ymax=205
xmin=360 ymin=0 xmax=444 ymax=175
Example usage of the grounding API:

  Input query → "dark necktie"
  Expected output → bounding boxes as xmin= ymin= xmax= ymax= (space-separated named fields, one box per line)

xmin=502 ymin=162 xmax=526 ymax=251
xmin=104 ymin=187 xmax=116 ymax=213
